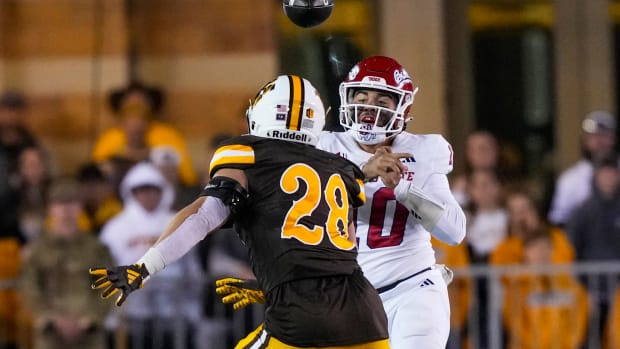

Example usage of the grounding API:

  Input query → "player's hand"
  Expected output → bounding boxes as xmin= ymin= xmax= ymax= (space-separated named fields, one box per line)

xmin=89 ymin=264 xmax=150 ymax=307
xmin=363 ymin=147 xmax=411 ymax=188
xmin=434 ymin=264 xmax=454 ymax=285
xmin=215 ymin=277 xmax=265 ymax=310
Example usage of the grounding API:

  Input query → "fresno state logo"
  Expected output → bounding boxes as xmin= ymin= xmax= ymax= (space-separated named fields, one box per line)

xmin=393 ymin=69 xmax=411 ymax=85
xmin=348 ymin=64 xmax=360 ymax=81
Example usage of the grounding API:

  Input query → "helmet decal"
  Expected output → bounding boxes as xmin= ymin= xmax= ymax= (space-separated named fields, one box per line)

xmin=348 ymin=64 xmax=360 ymax=81
xmin=246 ymin=75 xmax=325 ymax=146
xmin=393 ymin=69 xmax=411 ymax=86
xmin=252 ymin=79 xmax=276 ymax=108
xmin=285 ymin=75 xmax=305 ymax=131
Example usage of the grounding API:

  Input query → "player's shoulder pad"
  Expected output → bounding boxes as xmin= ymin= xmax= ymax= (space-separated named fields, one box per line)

xmin=429 ymin=134 xmax=454 ymax=175
xmin=209 ymin=135 xmax=258 ymax=178
xmin=201 ymin=176 xmax=249 ymax=213
xmin=412 ymin=134 xmax=454 ymax=175
xmin=316 ymin=130 xmax=336 ymax=149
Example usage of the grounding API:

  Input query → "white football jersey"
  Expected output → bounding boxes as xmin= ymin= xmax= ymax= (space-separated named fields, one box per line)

xmin=317 ymin=130 xmax=454 ymax=289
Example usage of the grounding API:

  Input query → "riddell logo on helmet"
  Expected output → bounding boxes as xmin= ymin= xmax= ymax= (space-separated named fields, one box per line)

xmin=361 ymin=76 xmax=386 ymax=84
xmin=267 ymin=130 xmax=308 ymax=142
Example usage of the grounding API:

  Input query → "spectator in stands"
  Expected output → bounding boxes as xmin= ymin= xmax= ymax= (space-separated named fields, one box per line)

xmin=150 ymin=146 xmax=201 ymax=210
xmin=451 ymin=130 xmax=520 ymax=206
xmin=491 ymin=187 xmax=575 ymax=266
xmin=92 ymin=82 xmax=197 ymax=186
xmin=464 ymin=169 xmax=508 ymax=264
xmin=565 ymin=154 xmax=620 ymax=345
xmin=14 ymin=145 xmax=53 ymax=243
xmin=605 ymin=285 xmax=620 ymax=348
xmin=0 ymin=236 xmax=21 ymax=349
xmin=0 ymin=140 xmax=10 ymax=199
xmin=99 ymin=162 xmax=203 ymax=349
xmin=549 ymin=110 xmax=618 ymax=226
xmin=19 ymin=178 xmax=114 ymax=349
xmin=0 ymin=167 xmax=24 ymax=247
xmin=76 ymin=162 xmax=122 ymax=235
xmin=0 ymin=93 xmax=34 ymax=348
xmin=0 ymin=90 xmax=38 ymax=184
xmin=489 ymin=187 xmax=576 ymax=347
xmin=502 ymin=230 xmax=589 ymax=349
xmin=460 ymin=169 xmax=508 ymax=349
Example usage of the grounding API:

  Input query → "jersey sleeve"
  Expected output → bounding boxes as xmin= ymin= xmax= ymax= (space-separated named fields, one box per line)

xmin=428 ymin=134 xmax=454 ymax=175
xmin=349 ymin=177 xmax=366 ymax=208
xmin=208 ymin=136 xmax=256 ymax=177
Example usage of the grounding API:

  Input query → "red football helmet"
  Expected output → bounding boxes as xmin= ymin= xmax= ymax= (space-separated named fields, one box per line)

xmin=339 ymin=56 xmax=418 ymax=145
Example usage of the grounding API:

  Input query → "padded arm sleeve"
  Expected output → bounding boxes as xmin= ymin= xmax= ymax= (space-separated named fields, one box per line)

xmin=394 ymin=173 xmax=466 ymax=245
xmin=137 ymin=196 xmax=230 ymax=274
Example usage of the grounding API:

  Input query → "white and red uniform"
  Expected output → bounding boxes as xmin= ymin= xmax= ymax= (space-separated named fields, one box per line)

xmin=317 ymin=129 xmax=466 ymax=349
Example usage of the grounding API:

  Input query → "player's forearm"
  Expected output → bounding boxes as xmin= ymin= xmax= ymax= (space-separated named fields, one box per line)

xmin=422 ymin=178 xmax=466 ymax=245
xmin=430 ymin=199 xmax=466 ymax=245
xmin=394 ymin=174 xmax=466 ymax=245
xmin=155 ymin=197 xmax=206 ymax=245
xmin=138 ymin=196 xmax=230 ymax=274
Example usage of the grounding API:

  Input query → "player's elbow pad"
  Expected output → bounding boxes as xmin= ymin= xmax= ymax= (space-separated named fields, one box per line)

xmin=201 ymin=176 xmax=249 ymax=214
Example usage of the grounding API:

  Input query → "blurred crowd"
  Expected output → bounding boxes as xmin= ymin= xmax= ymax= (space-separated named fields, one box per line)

xmin=439 ymin=112 xmax=620 ymax=349
xmin=0 ymin=85 xmax=254 ymax=349
xmin=1 ymin=83 xmax=620 ymax=349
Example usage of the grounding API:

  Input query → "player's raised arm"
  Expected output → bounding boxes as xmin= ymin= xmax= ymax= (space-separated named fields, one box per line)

xmin=393 ymin=136 xmax=466 ymax=245
xmin=90 ymin=168 xmax=248 ymax=306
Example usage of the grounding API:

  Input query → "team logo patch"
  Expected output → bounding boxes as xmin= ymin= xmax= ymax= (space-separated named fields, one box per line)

xmin=420 ymin=278 xmax=435 ymax=287
xmin=251 ymin=79 xmax=276 ymax=108
xmin=394 ymin=69 xmax=411 ymax=85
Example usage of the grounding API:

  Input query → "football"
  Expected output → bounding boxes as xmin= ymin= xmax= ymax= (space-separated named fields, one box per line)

xmin=282 ymin=0 xmax=334 ymax=28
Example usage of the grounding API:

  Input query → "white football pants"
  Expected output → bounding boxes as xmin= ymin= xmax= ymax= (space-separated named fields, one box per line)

xmin=379 ymin=268 xmax=450 ymax=349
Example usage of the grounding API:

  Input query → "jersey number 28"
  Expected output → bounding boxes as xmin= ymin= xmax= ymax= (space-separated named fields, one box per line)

xmin=279 ymin=163 xmax=354 ymax=250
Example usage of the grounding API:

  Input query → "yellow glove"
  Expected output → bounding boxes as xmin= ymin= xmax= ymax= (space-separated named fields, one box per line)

xmin=215 ymin=277 xmax=265 ymax=310
xmin=89 ymin=264 xmax=149 ymax=306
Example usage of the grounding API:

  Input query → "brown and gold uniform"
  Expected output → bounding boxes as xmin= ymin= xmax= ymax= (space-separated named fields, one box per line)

xmin=209 ymin=135 xmax=389 ymax=348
